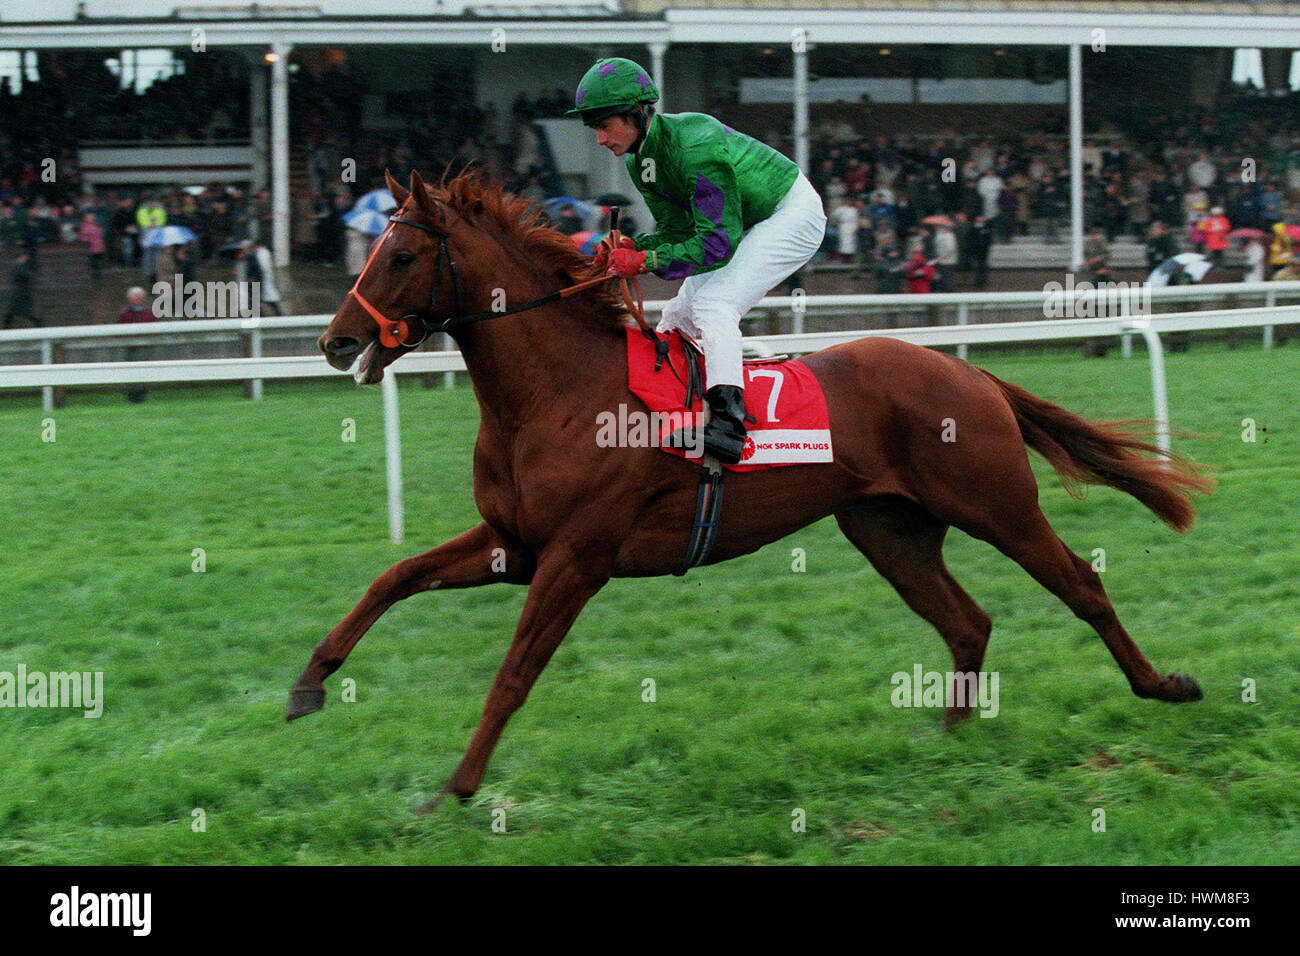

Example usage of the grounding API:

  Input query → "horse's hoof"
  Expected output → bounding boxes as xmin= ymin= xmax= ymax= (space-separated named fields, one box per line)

xmin=416 ymin=793 xmax=445 ymax=816
xmin=1167 ymin=673 xmax=1203 ymax=702
xmin=416 ymin=788 xmax=474 ymax=815
xmin=285 ymin=687 xmax=325 ymax=721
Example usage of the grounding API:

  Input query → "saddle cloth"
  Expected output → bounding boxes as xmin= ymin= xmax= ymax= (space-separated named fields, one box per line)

xmin=624 ymin=328 xmax=833 ymax=471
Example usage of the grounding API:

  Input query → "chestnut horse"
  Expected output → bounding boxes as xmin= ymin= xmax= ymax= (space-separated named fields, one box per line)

xmin=288 ymin=169 xmax=1211 ymax=810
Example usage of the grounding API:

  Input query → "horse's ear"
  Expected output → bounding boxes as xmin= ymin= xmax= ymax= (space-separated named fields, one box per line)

xmin=409 ymin=169 xmax=447 ymax=226
xmin=385 ymin=169 xmax=409 ymax=206
xmin=410 ymin=169 xmax=430 ymax=210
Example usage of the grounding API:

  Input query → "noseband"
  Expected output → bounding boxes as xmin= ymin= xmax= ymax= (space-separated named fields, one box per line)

xmin=348 ymin=211 xmax=461 ymax=349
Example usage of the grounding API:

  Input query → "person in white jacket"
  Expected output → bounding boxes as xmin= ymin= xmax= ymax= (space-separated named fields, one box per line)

xmin=834 ymin=200 xmax=861 ymax=263
xmin=1243 ymin=235 xmax=1266 ymax=283
xmin=934 ymin=224 xmax=959 ymax=292
xmin=236 ymin=239 xmax=283 ymax=316
xmin=977 ymin=170 xmax=1004 ymax=222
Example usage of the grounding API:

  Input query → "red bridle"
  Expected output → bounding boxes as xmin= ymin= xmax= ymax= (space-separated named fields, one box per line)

xmin=347 ymin=215 xmax=422 ymax=349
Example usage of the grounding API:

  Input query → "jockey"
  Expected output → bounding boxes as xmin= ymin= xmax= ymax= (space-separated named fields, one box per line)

xmin=569 ymin=57 xmax=827 ymax=464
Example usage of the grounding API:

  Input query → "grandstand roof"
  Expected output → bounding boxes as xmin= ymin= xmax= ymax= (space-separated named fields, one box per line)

xmin=3 ymin=0 xmax=1300 ymax=48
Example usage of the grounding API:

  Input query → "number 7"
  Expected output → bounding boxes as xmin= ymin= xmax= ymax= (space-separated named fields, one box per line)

xmin=746 ymin=368 xmax=784 ymax=422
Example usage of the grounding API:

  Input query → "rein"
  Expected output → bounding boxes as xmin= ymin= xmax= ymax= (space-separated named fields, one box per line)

xmin=348 ymin=207 xmax=651 ymax=349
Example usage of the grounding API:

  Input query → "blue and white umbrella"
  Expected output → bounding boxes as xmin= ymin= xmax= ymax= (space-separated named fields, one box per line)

xmin=343 ymin=208 xmax=392 ymax=236
xmin=352 ymin=189 xmax=396 ymax=214
xmin=343 ymin=189 xmax=399 ymax=236
xmin=141 ymin=225 xmax=197 ymax=248
xmin=544 ymin=197 xmax=600 ymax=229
xmin=1148 ymin=252 xmax=1213 ymax=288
xmin=543 ymin=196 xmax=592 ymax=216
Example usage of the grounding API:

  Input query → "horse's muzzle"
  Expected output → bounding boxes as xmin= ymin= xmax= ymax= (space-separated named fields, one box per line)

xmin=321 ymin=334 xmax=363 ymax=370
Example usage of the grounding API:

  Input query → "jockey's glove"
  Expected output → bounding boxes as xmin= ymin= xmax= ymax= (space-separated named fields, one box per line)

xmin=607 ymin=245 xmax=657 ymax=277
xmin=592 ymin=235 xmax=634 ymax=273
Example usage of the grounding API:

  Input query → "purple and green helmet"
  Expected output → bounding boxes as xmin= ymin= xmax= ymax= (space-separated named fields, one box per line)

xmin=567 ymin=57 xmax=660 ymax=124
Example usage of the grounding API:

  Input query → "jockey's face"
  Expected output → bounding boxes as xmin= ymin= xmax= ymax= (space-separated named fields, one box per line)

xmin=593 ymin=114 xmax=640 ymax=156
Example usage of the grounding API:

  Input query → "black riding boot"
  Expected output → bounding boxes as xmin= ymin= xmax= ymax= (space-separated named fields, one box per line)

xmin=666 ymin=385 xmax=747 ymax=464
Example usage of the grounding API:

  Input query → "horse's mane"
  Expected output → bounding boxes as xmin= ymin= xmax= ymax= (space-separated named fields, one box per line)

xmin=424 ymin=167 xmax=627 ymax=329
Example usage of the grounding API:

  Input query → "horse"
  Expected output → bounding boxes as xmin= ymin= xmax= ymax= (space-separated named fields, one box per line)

xmin=288 ymin=168 xmax=1212 ymax=811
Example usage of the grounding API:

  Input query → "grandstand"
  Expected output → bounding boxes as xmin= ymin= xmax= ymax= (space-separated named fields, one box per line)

xmin=4 ymin=0 xmax=1300 ymax=324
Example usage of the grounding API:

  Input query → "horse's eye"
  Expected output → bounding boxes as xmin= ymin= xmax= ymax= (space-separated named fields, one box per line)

xmin=392 ymin=253 xmax=415 ymax=267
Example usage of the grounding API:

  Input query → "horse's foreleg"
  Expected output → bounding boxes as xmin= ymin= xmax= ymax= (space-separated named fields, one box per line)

xmin=286 ymin=521 xmax=534 ymax=721
xmin=423 ymin=549 xmax=610 ymax=811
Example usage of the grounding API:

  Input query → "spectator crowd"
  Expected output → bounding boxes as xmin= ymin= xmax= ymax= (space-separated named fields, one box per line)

xmin=10 ymin=53 xmax=1300 ymax=329
xmin=798 ymin=94 xmax=1300 ymax=291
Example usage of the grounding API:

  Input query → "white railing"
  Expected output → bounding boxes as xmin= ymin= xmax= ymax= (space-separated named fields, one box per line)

xmin=2 ymin=301 xmax=1296 ymax=544
xmin=4 ymin=278 xmax=1300 ymax=410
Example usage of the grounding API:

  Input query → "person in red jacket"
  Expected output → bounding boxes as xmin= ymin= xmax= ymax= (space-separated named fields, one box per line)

xmin=116 ymin=286 xmax=157 ymax=402
xmin=905 ymin=247 xmax=935 ymax=293
xmin=1200 ymin=205 xmax=1231 ymax=266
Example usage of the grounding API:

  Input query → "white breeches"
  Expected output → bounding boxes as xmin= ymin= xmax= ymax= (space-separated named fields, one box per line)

xmin=655 ymin=173 xmax=827 ymax=389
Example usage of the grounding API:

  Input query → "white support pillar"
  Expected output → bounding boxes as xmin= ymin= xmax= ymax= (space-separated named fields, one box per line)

xmin=250 ymin=56 xmax=268 ymax=192
xmin=382 ymin=371 xmax=404 ymax=545
xmin=441 ymin=332 xmax=456 ymax=390
xmin=1127 ymin=319 xmax=1171 ymax=456
xmin=1264 ymin=287 xmax=1276 ymax=349
xmin=793 ymin=38 xmax=810 ymax=175
xmin=1069 ymin=43 xmax=1084 ymax=272
xmin=249 ymin=325 xmax=263 ymax=402
xmin=270 ymin=40 xmax=292 ymax=269
xmin=647 ymin=41 xmax=667 ymax=112
xmin=595 ymin=43 xmax=622 ymax=195
xmin=1119 ymin=280 xmax=1132 ymax=357
xmin=40 ymin=338 xmax=53 ymax=414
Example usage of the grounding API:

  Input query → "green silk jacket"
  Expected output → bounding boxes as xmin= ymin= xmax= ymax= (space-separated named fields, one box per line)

xmin=625 ymin=112 xmax=800 ymax=279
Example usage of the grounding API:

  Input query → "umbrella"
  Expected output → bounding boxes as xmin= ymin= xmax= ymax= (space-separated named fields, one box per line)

xmin=544 ymin=197 xmax=599 ymax=226
xmin=1285 ymin=225 xmax=1300 ymax=240
xmin=343 ymin=208 xmax=391 ymax=236
xmin=543 ymin=196 xmax=585 ymax=215
xmin=543 ymin=197 xmax=605 ymax=234
xmin=922 ymin=215 xmax=954 ymax=228
xmin=591 ymin=192 xmax=633 ymax=207
xmin=1148 ymin=252 xmax=1212 ymax=288
xmin=350 ymin=189 xmax=396 ymax=215
xmin=341 ymin=189 xmax=399 ymax=236
xmin=1227 ymin=228 xmax=1267 ymax=241
xmin=141 ymin=225 xmax=197 ymax=248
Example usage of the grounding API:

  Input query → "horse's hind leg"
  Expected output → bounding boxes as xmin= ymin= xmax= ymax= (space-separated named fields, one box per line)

xmin=286 ymin=521 xmax=534 ymax=721
xmin=836 ymin=497 xmax=993 ymax=725
xmin=965 ymin=501 xmax=1201 ymax=704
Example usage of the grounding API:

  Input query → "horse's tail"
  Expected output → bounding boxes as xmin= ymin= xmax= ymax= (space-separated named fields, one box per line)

xmin=980 ymin=370 xmax=1214 ymax=532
